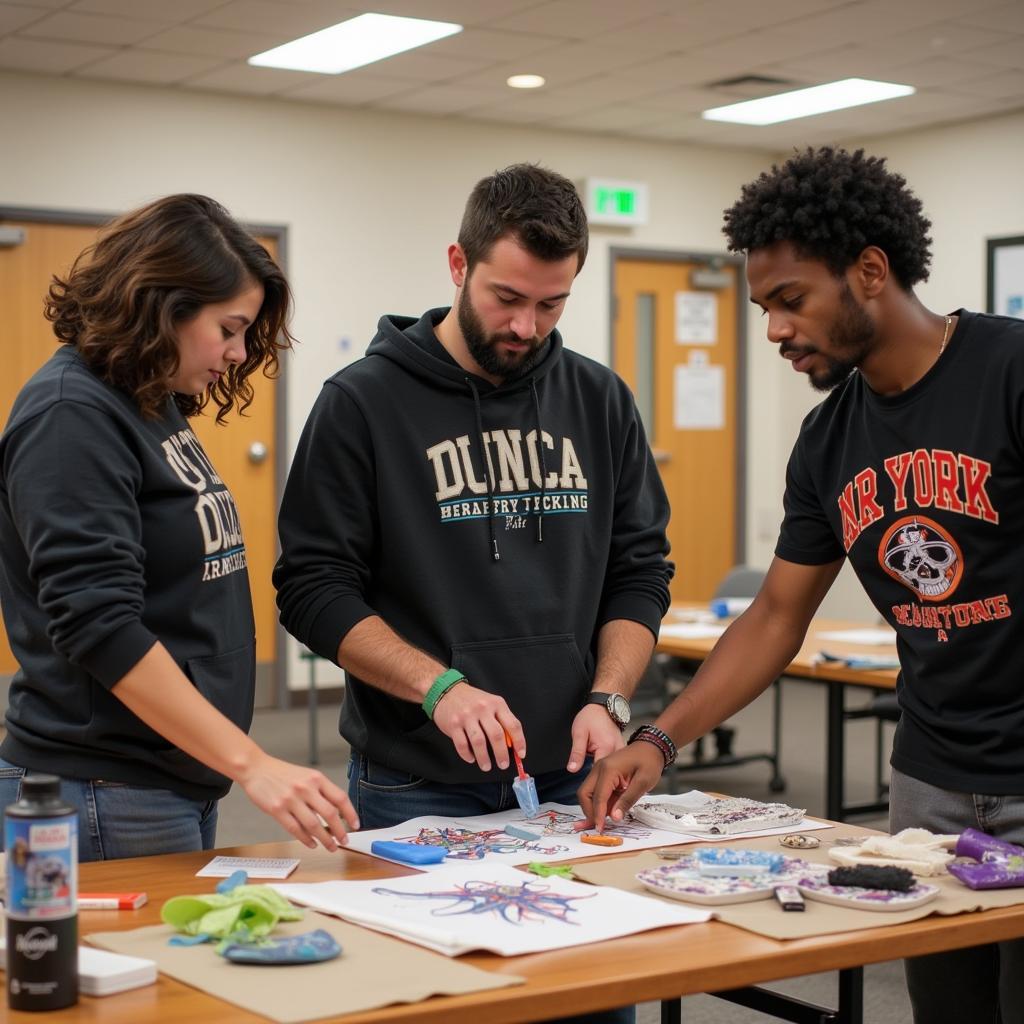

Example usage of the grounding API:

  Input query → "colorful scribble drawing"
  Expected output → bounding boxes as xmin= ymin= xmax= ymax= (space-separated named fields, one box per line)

xmin=371 ymin=879 xmax=594 ymax=925
xmin=513 ymin=809 xmax=654 ymax=841
xmin=396 ymin=826 xmax=570 ymax=860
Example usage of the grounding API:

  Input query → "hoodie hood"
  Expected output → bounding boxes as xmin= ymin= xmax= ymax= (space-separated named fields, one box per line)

xmin=366 ymin=308 xmax=563 ymax=395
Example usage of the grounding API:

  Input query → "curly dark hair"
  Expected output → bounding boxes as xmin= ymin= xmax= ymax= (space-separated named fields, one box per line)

xmin=459 ymin=163 xmax=588 ymax=274
xmin=722 ymin=147 xmax=932 ymax=289
xmin=46 ymin=194 xmax=294 ymax=422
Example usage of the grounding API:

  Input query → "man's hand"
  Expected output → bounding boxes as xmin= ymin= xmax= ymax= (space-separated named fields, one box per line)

xmin=238 ymin=753 xmax=361 ymax=850
xmin=432 ymin=682 xmax=525 ymax=771
xmin=576 ymin=741 xmax=663 ymax=832
xmin=565 ymin=704 xmax=626 ymax=773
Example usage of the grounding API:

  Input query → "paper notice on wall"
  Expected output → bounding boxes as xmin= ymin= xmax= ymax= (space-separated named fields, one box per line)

xmin=675 ymin=291 xmax=717 ymax=345
xmin=674 ymin=362 xmax=724 ymax=429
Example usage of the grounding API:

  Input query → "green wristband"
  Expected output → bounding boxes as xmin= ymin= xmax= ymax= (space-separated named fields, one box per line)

xmin=422 ymin=668 xmax=466 ymax=720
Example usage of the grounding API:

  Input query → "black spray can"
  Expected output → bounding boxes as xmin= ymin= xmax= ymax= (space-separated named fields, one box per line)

xmin=4 ymin=773 xmax=78 ymax=1010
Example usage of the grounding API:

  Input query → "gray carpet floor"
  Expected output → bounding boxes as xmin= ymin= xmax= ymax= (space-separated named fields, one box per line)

xmin=218 ymin=679 xmax=912 ymax=1023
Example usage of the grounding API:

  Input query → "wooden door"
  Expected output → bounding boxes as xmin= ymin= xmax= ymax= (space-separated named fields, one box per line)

xmin=0 ymin=219 xmax=279 ymax=691
xmin=613 ymin=256 xmax=742 ymax=601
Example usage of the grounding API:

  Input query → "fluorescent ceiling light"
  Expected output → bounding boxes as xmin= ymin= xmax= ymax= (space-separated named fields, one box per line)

xmin=249 ymin=13 xmax=462 ymax=75
xmin=507 ymin=74 xmax=545 ymax=89
xmin=702 ymin=78 xmax=915 ymax=125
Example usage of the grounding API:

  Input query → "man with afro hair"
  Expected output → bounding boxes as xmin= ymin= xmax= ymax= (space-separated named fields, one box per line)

xmin=580 ymin=146 xmax=1024 ymax=1024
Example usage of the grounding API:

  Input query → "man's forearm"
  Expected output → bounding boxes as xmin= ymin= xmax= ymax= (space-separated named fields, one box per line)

xmin=336 ymin=615 xmax=447 ymax=704
xmin=592 ymin=618 xmax=656 ymax=698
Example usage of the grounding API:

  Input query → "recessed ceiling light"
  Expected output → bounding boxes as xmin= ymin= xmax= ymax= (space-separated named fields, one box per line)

xmin=507 ymin=74 xmax=545 ymax=89
xmin=248 ymin=13 xmax=462 ymax=75
xmin=702 ymin=78 xmax=915 ymax=126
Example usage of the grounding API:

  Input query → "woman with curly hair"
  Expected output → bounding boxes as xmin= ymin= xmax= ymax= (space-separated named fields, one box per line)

xmin=0 ymin=195 xmax=358 ymax=860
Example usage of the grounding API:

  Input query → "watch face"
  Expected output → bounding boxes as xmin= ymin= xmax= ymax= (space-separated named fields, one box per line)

xmin=609 ymin=694 xmax=631 ymax=726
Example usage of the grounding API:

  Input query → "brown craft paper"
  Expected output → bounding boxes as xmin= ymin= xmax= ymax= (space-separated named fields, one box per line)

xmin=87 ymin=911 xmax=522 ymax=1023
xmin=571 ymin=826 xmax=1024 ymax=941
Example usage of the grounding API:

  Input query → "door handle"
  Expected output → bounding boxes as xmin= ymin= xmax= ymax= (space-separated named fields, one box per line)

xmin=651 ymin=448 xmax=671 ymax=464
xmin=248 ymin=441 xmax=269 ymax=465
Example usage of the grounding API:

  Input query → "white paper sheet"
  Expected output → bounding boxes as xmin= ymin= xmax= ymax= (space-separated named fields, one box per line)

xmin=815 ymin=628 xmax=897 ymax=646
xmin=674 ymin=291 xmax=717 ymax=344
xmin=674 ymin=363 xmax=724 ymax=429
xmin=273 ymin=863 xmax=709 ymax=956
xmin=196 ymin=856 xmax=300 ymax=879
xmin=344 ymin=802 xmax=704 ymax=871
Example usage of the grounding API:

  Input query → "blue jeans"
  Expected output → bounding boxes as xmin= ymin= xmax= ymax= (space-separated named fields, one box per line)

xmin=890 ymin=768 xmax=1024 ymax=1024
xmin=348 ymin=753 xmax=634 ymax=1024
xmin=0 ymin=758 xmax=218 ymax=863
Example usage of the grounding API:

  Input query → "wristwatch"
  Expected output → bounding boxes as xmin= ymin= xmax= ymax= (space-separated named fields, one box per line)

xmin=584 ymin=691 xmax=631 ymax=728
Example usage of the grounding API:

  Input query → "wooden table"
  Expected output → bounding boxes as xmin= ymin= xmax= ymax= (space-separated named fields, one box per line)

xmin=658 ymin=607 xmax=899 ymax=822
xmin=15 ymin=832 xmax=1024 ymax=1024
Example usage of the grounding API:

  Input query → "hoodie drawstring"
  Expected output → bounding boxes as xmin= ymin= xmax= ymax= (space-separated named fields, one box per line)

xmin=531 ymin=379 xmax=546 ymax=544
xmin=466 ymin=377 xmax=500 ymax=561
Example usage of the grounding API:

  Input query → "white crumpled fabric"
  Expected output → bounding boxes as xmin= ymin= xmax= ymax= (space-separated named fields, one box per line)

xmin=828 ymin=827 xmax=959 ymax=876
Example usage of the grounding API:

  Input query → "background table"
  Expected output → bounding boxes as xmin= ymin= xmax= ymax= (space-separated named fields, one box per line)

xmin=657 ymin=607 xmax=899 ymax=821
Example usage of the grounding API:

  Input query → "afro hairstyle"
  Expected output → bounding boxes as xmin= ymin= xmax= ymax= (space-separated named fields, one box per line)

xmin=722 ymin=147 xmax=932 ymax=289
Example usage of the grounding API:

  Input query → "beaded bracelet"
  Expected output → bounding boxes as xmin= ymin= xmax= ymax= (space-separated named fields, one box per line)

xmin=422 ymin=668 xmax=466 ymax=720
xmin=628 ymin=724 xmax=678 ymax=772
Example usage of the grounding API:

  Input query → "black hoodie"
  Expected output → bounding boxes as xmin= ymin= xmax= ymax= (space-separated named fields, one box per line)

xmin=0 ymin=347 xmax=256 ymax=800
xmin=275 ymin=309 xmax=672 ymax=783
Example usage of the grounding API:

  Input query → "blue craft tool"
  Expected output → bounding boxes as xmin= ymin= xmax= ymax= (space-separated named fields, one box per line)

xmin=216 ymin=869 xmax=249 ymax=894
xmin=370 ymin=840 xmax=447 ymax=865
xmin=504 ymin=823 xmax=545 ymax=841
xmin=503 ymin=728 xmax=540 ymax=817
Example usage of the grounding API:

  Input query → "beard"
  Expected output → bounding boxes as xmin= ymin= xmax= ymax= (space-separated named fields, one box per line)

xmin=457 ymin=287 xmax=548 ymax=382
xmin=783 ymin=282 xmax=876 ymax=392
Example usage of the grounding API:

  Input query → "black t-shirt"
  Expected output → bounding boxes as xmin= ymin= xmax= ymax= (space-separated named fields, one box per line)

xmin=777 ymin=310 xmax=1024 ymax=795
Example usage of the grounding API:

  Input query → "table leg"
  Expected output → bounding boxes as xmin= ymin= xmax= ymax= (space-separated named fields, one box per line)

xmin=827 ymin=681 xmax=845 ymax=822
xmin=308 ymin=656 xmax=319 ymax=766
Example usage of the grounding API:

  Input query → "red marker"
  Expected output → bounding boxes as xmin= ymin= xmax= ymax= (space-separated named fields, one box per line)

xmin=77 ymin=892 xmax=148 ymax=910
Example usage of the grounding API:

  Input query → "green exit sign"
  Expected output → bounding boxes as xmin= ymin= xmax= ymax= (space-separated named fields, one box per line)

xmin=584 ymin=178 xmax=648 ymax=226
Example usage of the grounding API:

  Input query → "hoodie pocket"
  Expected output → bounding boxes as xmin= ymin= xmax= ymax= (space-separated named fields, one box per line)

xmin=184 ymin=640 xmax=256 ymax=734
xmin=449 ymin=633 xmax=591 ymax=773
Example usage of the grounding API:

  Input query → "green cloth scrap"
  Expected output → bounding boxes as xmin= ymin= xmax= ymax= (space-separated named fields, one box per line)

xmin=161 ymin=885 xmax=304 ymax=942
xmin=527 ymin=861 xmax=576 ymax=879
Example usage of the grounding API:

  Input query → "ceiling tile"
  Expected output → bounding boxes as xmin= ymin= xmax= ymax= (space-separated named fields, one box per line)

xmin=374 ymin=82 xmax=504 ymax=114
xmin=21 ymin=10 xmax=166 ymax=45
xmin=962 ymin=37 xmax=1024 ymax=69
xmin=76 ymin=48 xmax=225 ymax=82
xmin=546 ymin=102 xmax=677 ymax=133
xmin=895 ymin=57 xmax=997 ymax=88
xmin=952 ymin=2 xmax=1024 ymax=34
xmin=369 ymin=0 xmax=541 ymax=27
xmin=138 ymin=25 xmax=285 ymax=60
xmin=281 ymin=72 xmax=417 ymax=105
xmin=0 ymin=34 xmax=113 ymax=71
xmin=6 ymin=0 xmax=73 ymax=8
xmin=0 ymin=3 xmax=51 ymax=34
xmin=182 ymin=62 xmax=317 ymax=95
xmin=426 ymin=27 xmax=569 ymax=61
xmin=585 ymin=13 xmax=739 ymax=54
xmin=490 ymin=0 xmax=677 ymax=39
xmin=461 ymin=88 xmax=603 ymax=121
xmin=947 ymin=68 xmax=1024 ymax=99
xmin=348 ymin=49 xmax=490 ymax=82
xmin=70 ymin=0 xmax=225 ymax=19
xmin=195 ymin=1 xmax=358 ymax=36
